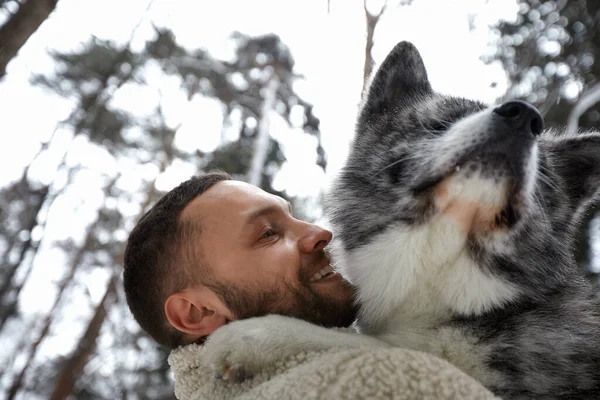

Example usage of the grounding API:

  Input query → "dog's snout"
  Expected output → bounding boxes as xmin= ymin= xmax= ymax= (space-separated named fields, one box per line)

xmin=493 ymin=100 xmax=544 ymax=136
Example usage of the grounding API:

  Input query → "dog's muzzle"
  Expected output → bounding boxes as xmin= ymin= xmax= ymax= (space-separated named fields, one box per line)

xmin=425 ymin=100 xmax=544 ymax=235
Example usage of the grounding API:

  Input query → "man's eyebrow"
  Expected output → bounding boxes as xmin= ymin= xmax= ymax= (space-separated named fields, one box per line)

xmin=244 ymin=205 xmax=280 ymax=227
xmin=243 ymin=200 xmax=292 ymax=229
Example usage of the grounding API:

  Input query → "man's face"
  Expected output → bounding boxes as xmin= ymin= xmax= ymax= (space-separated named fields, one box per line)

xmin=181 ymin=180 xmax=358 ymax=328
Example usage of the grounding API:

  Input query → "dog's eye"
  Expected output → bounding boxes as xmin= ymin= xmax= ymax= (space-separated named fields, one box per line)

xmin=426 ymin=120 xmax=452 ymax=133
xmin=386 ymin=157 xmax=407 ymax=185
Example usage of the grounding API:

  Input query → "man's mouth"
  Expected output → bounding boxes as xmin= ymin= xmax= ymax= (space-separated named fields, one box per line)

xmin=309 ymin=264 xmax=336 ymax=282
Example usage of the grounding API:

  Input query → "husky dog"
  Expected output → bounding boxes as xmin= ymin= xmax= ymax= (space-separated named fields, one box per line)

xmin=203 ymin=42 xmax=600 ymax=399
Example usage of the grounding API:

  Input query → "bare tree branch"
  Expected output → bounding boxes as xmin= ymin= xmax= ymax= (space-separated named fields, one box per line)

xmin=567 ymin=82 xmax=600 ymax=134
xmin=362 ymin=0 xmax=388 ymax=93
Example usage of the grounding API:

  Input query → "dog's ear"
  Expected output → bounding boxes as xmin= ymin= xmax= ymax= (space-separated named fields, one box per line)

xmin=360 ymin=41 xmax=432 ymax=118
xmin=547 ymin=132 xmax=600 ymax=216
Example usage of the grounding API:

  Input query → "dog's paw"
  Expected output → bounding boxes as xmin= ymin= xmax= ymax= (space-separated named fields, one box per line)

xmin=201 ymin=315 xmax=303 ymax=382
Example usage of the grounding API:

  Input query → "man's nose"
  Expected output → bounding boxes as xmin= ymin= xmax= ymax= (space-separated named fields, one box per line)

xmin=298 ymin=224 xmax=332 ymax=253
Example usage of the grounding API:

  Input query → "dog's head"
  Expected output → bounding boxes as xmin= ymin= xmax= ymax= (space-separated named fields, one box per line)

xmin=326 ymin=41 xmax=600 ymax=329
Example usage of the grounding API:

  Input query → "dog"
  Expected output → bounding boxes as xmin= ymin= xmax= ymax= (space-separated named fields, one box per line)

xmin=203 ymin=41 xmax=600 ymax=399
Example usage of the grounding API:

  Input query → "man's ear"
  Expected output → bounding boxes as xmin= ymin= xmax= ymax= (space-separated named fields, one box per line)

xmin=164 ymin=287 xmax=232 ymax=338
xmin=546 ymin=132 xmax=600 ymax=217
xmin=360 ymin=41 xmax=432 ymax=120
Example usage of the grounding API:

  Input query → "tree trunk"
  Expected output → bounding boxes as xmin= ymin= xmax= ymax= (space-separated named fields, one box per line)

xmin=248 ymin=73 xmax=280 ymax=187
xmin=48 ymin=273 xmax=119 ymax=400
xmin=362 ymin=0 xmax=387 ymax=93
xmin=0 ymin=0 xmax=59 ymax=78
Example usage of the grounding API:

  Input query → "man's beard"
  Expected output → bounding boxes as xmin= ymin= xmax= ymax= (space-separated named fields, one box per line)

xmin=206 ymin=266 xmax=358 ymax=328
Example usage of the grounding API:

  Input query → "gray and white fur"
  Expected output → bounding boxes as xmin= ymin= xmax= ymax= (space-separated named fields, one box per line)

xmin=203 ymin=41 xmax=600 ymax=399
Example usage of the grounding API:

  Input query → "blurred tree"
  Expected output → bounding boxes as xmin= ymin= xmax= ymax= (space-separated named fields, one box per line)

xmin=0 ymin=0 xmax=59 ymax=78
xmin=361 ymin=0 xmax=413 ymax=92
xmin=487 ymin=0 xmax=600 ymax=282
xmin=6 ymin=178 xmax=119 ymax=400
xmin=326 ymin=0 xmax=415 ymax=93
xmin=363 ymin=0 xmax=389 ymax=91
xmin=0 ymin=28 xmax=325 ymax=399
xmin=0 ymin=164 xmax=48 ymax=328
xmin=146 ymin=28 xmax=327 ymax=183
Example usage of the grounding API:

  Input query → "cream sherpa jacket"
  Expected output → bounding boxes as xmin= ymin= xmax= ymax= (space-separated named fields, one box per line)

xmin=168 ymin=343 xmax=500 ymax=400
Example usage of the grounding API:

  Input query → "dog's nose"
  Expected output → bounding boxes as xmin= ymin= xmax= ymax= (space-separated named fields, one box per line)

xmin=493 ymin=100 xmax=544 ymax=136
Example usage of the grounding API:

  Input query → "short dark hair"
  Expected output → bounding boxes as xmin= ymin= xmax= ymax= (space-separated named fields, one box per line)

xmin=123 ymin=171 xmax=231 ymax=349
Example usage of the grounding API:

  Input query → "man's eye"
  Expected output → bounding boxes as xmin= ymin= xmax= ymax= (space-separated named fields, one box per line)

xmin=260 ymin=230 xmax=275 ymax=240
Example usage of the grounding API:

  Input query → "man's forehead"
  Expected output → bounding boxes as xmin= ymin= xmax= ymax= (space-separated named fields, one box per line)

xmin=180 ymin=180 xmax=281 ymax=220
xmin=204 ymin=180 xmax=273 ymax=205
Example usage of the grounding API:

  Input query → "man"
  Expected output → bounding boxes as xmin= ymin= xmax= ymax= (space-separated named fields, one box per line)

xmin=123 ymin=170 xmax=357 ymax=349
xmin=123 ymin=171 xmax=498 ymax=399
